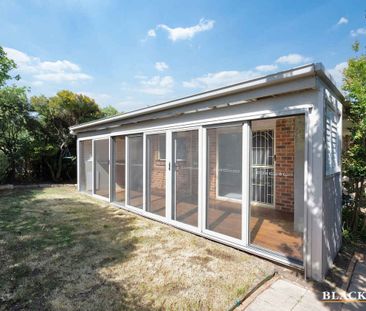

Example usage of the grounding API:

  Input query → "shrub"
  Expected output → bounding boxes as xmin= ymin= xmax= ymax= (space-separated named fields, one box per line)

xmin=0 ymin=151 xmax=9 ymax=184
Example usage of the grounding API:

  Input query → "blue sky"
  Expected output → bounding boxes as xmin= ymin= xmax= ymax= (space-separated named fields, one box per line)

xmin=0 ymin=0 xmax=365 ymax=112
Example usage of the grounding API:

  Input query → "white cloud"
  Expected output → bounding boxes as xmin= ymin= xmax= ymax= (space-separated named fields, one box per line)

xmin=4 ymin=47 xmax=32 ymax=64
xmin=154 ymin=18 xmax=215 ymax=41
xmin=33 ymin=72 xmax=92 ymax=82
xmin=337 ymin=17 xmax=348 ymax=25
xmin=39 ymin=60 xmax=80 ymax=72
xmin=275 ymin=53 xmax=312 ymax=65
xmin=139 ymin=75 xmax=174 ymax=95
xmin=155 ymin=61 xmax=169 ymax=71
xmin=328 ymin=62 xmax=347 ymax=87
xmin=147 ymin=29 xmax=156 ymax=37
xmin=350 ymin=27 xmax=366 ymax=37
xmin=3 ymin=47 xmax=92 ymax=83
xmin=255 ymin=64 xmax=278 ymax=72
xmin=183 ymin=70 xmax=260 ymax=90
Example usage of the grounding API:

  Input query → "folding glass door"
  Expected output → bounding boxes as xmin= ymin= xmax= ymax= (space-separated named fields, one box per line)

xmin=79 ymin=115 xmax=305 ymax=264
xmin=172 ymin=130 xmax=199 ymax=227
xmin=113 ymin=136 xmax=125 ymax=203
xmin=146 ymin=133 xmax=166 ymax=217
xmin=127 ymin=135 xmax=144 ymax=208
xmin=206 ymin=125 xmax=242 ymax=239
xmin=79 ymin=140 xmax=93 ymax=194
xmin=94 ymin=139 xmax=109 ymax=198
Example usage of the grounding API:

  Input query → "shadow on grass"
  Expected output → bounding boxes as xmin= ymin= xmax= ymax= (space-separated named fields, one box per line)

xmin=0 ymin=188 xmax=157 ymax=311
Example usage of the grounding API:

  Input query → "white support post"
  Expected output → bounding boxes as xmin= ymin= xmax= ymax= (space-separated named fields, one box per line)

xmin=77 ymin=139 xmax=80 ymax=191
xmin=125 ymin=136 xmax=129 ymax=206
xmin=142 ymin=133 xmax=147 ymax=212
xmin=92 ymin=139 xmax=95 ymax=195
xmin=166 ymin=130 xmax=172 ymax=220
xmin=109 ymin=136 xmax=113 ymax=203
xmin=198 ymin=126 xmax=205 ymax=232
xmin=242 ymin=121 xmax=251 ymax=245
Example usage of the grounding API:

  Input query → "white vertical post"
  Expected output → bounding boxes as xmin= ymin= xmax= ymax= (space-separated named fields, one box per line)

xmin=109 ymin=136 xmax=113 ymax=203
xmin=125 ymin=136 xmax=129 ymax=206
xmin=142 ymin=133 xmax=147 ymax=211
xmin=242 ymin=121 xmax=251 ymax=245
xmin=199 ymin=126 xmax=207 ymax=233
xmin=303 ymin=110 xmax=310 ymax=279
xmin=166 ymin=130 xmax=172 ymax=220
xmin=92 ymin=139 xmax=95 ymax=195
xmin=77 ymin=139 xmax=80 ymax=191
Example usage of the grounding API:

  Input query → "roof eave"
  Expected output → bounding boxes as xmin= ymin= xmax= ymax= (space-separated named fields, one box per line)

xmin=70 ymin=63 xmax=343 ymax=134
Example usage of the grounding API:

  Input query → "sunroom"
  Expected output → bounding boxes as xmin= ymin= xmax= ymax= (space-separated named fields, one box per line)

xmin=70 ymin=63 xmax=343 ymax=281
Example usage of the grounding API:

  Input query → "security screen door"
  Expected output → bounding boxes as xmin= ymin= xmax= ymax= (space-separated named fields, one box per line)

xmin=79 ymin=140 xmax=93 ymax=194
xmin=127 ymin=135 xmax=143 ymax=208
xmin=172 ymin=130 xmax=199 ymax=227
xmin=206 ymin=126 xmax=242 ymax=239
xmin=251 ymin=129 xmax=274 ymax=205
xmin=146 ymin=133 xmax=166 ymax=217
xmin=94 ymin=139 xmax=109 ymax=198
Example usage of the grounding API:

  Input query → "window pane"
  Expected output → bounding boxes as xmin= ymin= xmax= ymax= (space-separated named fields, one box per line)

xmin=250 ymin=116 xmax=304 ymax=261
xmin=173 ymin=130 xmax=198 ymax=227
xmin=94 ymin=139 xmax=109 ymax=198
xmin=127 ymin=135 xmax=143 ymax=208
xmin=114 ymin=136 xmax=125 ymax=203
xmin=79 ymin=140 xmax=92 ymax=194
xmin=147 ymin=134 xmax=166 ymax=216
xmin=206 ymin=126 xmax=242 ymax=239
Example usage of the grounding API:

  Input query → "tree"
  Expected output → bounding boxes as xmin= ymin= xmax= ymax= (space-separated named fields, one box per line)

xmin=0 ymin=46 xmax=19 ymax=87
xmin=31 ymin=90 xmax=104 ymax=181
xmin=101 ymin=105 xmax=119 ymax=117
xmin=343 ymin=41 xmax=366 ymax=234
xmin=0 ymin=86 xmax=33 ymax=181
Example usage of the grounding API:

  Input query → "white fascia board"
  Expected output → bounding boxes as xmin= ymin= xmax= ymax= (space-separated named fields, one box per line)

xmin=70 ymin=64 xmax=318 ymax=134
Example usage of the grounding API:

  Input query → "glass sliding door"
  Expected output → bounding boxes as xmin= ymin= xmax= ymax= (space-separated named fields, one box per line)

xmin=127 ymin=135 xmax=143 ymax=208
xmin=249 ymin=116 xmax=304 ymax=261
xmin=206 ymin=126 xmax=242 ymax=239
xmin=146 ymin=134 xmax=166 ymax=217
xmin=79 ymin=140 xmax=93 ymax=194
xmin=113 ymin=136 xmax=125 ymax=203
xmin=94 ymin=139 xmax=110 ymax=198
xmin=172 ymin=130 xmax=199 ymax=227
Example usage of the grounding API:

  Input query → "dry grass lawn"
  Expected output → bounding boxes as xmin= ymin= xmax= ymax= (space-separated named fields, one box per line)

xmin=0 ymin=187 xmax=275 ymax=310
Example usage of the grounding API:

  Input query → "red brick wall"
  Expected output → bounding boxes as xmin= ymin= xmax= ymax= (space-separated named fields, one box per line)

xmin=275 ymin=118 xmax=295 ymax=212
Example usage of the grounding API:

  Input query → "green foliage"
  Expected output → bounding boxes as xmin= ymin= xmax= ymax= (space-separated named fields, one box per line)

xmin=101 ymin=105 xmax=119 ymax=117
xmin=30 ymin=90 xmax=106 ymax=182
xmin=0 ymin=46 xmax=20 ymax=87
xmin=0 ymin=151 xmax=9 ymax=183
xmin=0 ymin=44 xmax=121 ymax=183
xmin=0 ymin=86 xmax=33 ymax=181
xmin=342 ymin=44 xmax=366 ymax=235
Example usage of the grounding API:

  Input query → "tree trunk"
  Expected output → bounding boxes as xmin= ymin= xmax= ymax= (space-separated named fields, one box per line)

xmin=55 ymin=143 xmax=66 ymax=181
xmin=361 ymin=216 xmax=366 ymax=233
xmin=352 ymin=179 xmax=365 ymax=233
xmin=45 ymin=159 xmax=57 ymax=182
